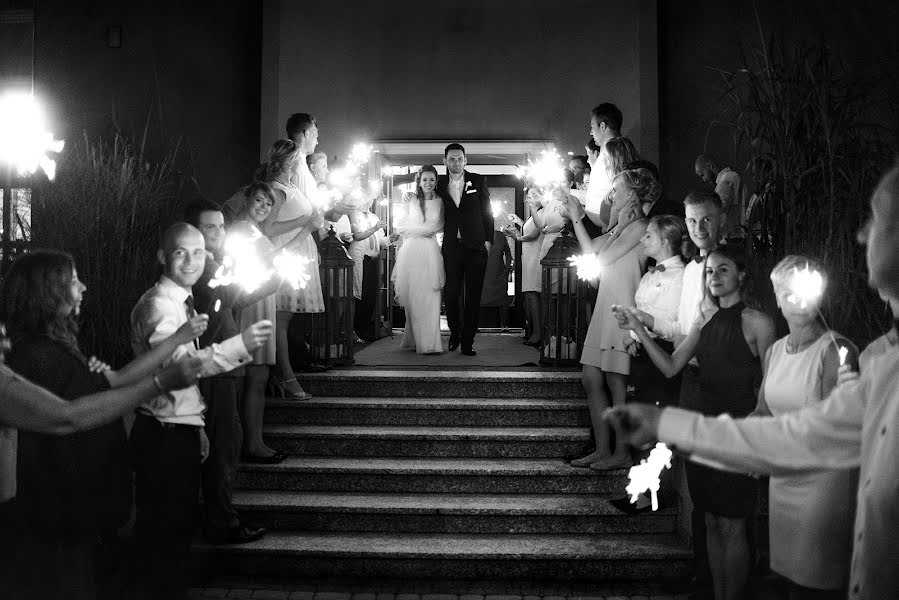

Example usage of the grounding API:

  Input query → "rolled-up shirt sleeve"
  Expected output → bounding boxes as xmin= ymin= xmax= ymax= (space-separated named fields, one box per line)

xmin=658 ymin=378 xmax=865 ymax=476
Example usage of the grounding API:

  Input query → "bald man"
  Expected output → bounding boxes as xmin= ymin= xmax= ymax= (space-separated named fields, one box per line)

xmin=128 ymin=222 xmax=273 ymax=600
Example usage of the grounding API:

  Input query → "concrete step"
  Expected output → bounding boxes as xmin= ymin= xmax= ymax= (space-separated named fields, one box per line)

xmin=299 ymin=370 xmax=586 ymax=398
xmin=232 ymin=491 xmax=678 ymax=534
xmin=265 ymin=397 xmax=592 ymax=427
xmin=191 ymin=531 xmax=691 ymax=581
xmin=236 ymin=457 xmax=628 ymax=494
xmin=263 ymin=425 xmax=592 ymax=458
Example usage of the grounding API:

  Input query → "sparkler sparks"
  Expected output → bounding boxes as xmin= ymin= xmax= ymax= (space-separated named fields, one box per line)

xmin=786 ymin=265 xmax=824 ymax=309
xmin=838 ymin=345 xmax=849 ymax=366
xmin=207 ymin=232 xmax=310 ymax=294
xmin=517 ymin=149 xmax=566 ymax=189
xmin=625 ymin=443 xmax=673 ymax=511
xmin=272 ymin=250 xmax=312 ymax=291
xmin=568 ymin=253 xmax=603 ymax=281
xmin=0 ymin=92 xmax=65 ymax=180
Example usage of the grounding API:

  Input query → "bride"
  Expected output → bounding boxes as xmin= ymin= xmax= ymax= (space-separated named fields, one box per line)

xmin=392 ymin=165 xmax=445 ymax=354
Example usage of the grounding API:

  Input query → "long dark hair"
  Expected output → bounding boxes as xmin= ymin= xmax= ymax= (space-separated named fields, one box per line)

xmin=414 ymin=165 xmax=439 ymax=219
xmin=0 ymin=250 xmax=83 ymax=358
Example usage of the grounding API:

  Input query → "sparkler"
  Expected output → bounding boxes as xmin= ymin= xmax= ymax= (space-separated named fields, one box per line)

xmin=625 ymin=443 xmax=673 ymax=511
xmin=272 ymin=250 xmax=312 ymax=291
xmin=207 ymin=232 xmax=271 ymax=293
xmin=0 ymin=92 xmax=65 ymax=180
xmin=785 ymin=265 xmax=824 ymax=309
xmin=568 ymin=253 xmax=603 ymax=281
xmin=517 ymin=149 xmax=566 ymax=190
xmin=838 ymin=346 xmax=849 ymax=366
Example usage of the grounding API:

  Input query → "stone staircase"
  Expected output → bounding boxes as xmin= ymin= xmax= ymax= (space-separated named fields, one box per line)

xmin=193 ymin=369 xmax=690 ymax=583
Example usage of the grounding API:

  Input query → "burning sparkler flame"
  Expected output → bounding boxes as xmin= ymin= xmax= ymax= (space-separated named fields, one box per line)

xmin=517 ymin=149 xmax=566 ymax=189
xmin=838 ymin=345 xmax=849 ymax=366
xmin=207 ymin=232 xmax=310 ymax=294
xmin=272 ymin=250 xmax=312 ymax=291
xmin=625 ymin=443 xmax=673 ymax=511
xmin=786 ymin=265 xmax=824 ymax=309
xmin=0 ymin=92 xmax=65 ymax=180
xmin=568 ymin=254 xmax=603 ymax=281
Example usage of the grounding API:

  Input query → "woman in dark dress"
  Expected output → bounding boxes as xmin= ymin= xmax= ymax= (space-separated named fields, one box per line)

xmin=618 ymin=244 xmax=776 ymax=600
xmin=0 ymin=250 xmax=206 ymax=600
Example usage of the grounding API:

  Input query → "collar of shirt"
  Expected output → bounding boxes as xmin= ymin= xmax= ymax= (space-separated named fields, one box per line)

xmin=658 ymin=255 xmax=685 ymax=271
xmin=157 ymin=275 xmax=192 ymax=304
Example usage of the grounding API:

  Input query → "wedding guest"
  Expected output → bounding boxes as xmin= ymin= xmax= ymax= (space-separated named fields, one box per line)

xmin=696 ymin=154 xmax=743 ymax=244
xmin=480 ymin=228 xmax=513 ymax=329
xmin=584 ymin=103 xmax=623 ymax=228
xmin=750 ymin=255 xmax=858 ymax=599
xmin=129 ymin=222 xmax=273 ymax=600
xmin=568 ymin=155 xmax=589 ymax=188
xmin=186 ymin=197 xmax=282 ymax=544
xmin=622 ymin=188 xmax=727 ymax=597
xmin=393 ymin=165 xmax=445 ymax=354
xmin=349 ymin=206 xmax=388 ymax=342
xmin=261 ymin=138 xmax=323 ymax=396
xmin=529 ymin=187 xmax=568 ymax=261
xmin=601 ymin=137 xmax=641 ymax=229
xmin=504 ymin=214 xmax=542 ymax=346
xmin=617 ymin=244 xmax=776 ymax=600
xmin=610 ymin=215 xmax=686 ymax=513
xmin=626 ymin=159 xmax=685 ymax=220
xmin=0 ymin=250 xmax=207 ymax=600
xmin=606 ymin=161 xmax=899 ymax=600
xmin=563 ymin=168 xmax=652 ymax=470
xmin=284 ymin=113 xmax=329 ymax=372
xmin=229 ymin=183 xmax=304 ymax=463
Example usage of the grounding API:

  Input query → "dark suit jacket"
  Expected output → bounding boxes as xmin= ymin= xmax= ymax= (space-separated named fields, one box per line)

xmin=437 ymin=170 xmax=493 ymax=250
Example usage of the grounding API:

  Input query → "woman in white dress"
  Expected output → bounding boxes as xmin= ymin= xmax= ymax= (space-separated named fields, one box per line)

xmin=261 ymin=139 xmax=324 ymax=400
xmin=392 ymin=165 xmax=445 ymax=354
xmin=756 ymin=255 xmax=858 ymax=599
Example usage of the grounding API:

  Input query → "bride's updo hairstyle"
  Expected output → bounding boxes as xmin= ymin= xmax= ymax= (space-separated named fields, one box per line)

xmin=414 ymin=164 xmax=439 ymax=219
xmin=265 ymin=139 xmax=301 ymax=181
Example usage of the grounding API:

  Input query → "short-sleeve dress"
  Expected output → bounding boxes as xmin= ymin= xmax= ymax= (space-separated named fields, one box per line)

xmin=231 ymin=219 xmax=278 ymax=365
xmin=688 ymin=301 xmax=759 ymax=517
xmin=270 ymin=179 xmax=324 ymax=314
xmin=579 ymin=219 xmax=646 ymax=374
xmin=763 ymin=333 xmax=856 ymax=589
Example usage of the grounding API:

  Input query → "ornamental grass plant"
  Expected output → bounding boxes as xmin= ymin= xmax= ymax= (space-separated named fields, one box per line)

xmin=32 ymin=131 xmax=183 ymax=364
xmin=707 ymin=21 xmax=895 ymax=345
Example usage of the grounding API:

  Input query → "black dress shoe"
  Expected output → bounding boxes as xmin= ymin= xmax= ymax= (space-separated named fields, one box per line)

xmin=448 ymin=335 xmax=460 ymax=351
xmin=564 ymin=445 xmax=596 ymax=462
xmin=609 ymin=495 xmax=651 ymax=514
xmin=461 ymin=347 xmax=477 ymax=356
xmin=206 ymin=524 xmax=267 ymax=545
xmin=241 ymin=451 xmax=286 ymax=464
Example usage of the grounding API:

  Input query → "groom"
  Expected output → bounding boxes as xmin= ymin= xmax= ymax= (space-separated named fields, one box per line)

xmin=437 ymin=143 xmax=493 ymax=356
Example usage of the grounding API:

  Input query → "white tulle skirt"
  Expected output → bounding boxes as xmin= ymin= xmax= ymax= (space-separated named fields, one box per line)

xmin=392 ymin=236 xmax=445 ymax=354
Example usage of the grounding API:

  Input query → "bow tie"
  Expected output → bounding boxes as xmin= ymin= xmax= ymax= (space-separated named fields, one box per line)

xmin=648 ymin=264 xmax=666 ymax=274
xmin=693 ymin=254 xmax=705 ymax=264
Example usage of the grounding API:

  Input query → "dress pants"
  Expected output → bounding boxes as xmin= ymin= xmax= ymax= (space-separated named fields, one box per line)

xmin=129 ymin=413 xmax=201 ymax=600
xmin=443 ymin=243 xmax=487 ymax=348
xmin=354 ymin=254 xmax=379 ymax=340
xmin=199 ymin=377 xmax=243 ymax=534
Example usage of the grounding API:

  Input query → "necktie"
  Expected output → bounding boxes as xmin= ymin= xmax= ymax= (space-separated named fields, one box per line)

xmin=184 ymin=296 xmax=199 ymax=350
xmin=648 ymin=264 xmax=666 ymax=274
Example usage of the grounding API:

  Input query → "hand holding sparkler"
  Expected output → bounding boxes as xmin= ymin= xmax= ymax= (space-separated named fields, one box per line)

xmin=173 ymin=314 xmax=209 ymax=345
xmin=240 ymin=320 xmax=274 ymax=354
xmin=603 ymin=405 xmax=663 ymax=451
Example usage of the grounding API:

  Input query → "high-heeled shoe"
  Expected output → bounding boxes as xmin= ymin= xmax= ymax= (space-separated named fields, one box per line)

xmin=268 ymin=378 xmax=312 ymax=401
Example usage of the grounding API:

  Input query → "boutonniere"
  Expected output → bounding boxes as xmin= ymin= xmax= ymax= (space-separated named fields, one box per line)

xmin=465 ymin=181 xmax=476 ymax=194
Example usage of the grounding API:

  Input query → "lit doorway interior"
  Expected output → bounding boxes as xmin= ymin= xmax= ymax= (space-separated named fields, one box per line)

xmin=366 ymin=140 xmax=555 ymax=334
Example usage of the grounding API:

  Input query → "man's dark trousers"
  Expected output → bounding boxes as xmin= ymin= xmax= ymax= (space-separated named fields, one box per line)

xmin=199 ymin=377 xmax=243 ymax=534
xmin=442 ymin=240 xmax=487 ymax=348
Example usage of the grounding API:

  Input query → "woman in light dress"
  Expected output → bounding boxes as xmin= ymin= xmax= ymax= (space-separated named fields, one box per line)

xmin=755 ymin=255 xmax=858 ymax=600
xmin=504 ymin=214 xmax=543 ymax=345
xmin=392 ymin=165 xmax=445 ymax=354
xmin=261 ymin=139 xmax=324 ymax=400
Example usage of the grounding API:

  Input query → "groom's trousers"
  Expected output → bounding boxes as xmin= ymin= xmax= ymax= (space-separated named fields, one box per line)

xmin=443 ymin=243 xmax=488 ymax=348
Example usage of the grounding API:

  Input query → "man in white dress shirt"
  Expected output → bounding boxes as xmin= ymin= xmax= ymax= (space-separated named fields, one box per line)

xmin=129 ymin=223 xmax=273 ymax=600
xmin=608 ymin=161 xmax=899 ymax=600
xmin=584 ymin=102 xmax=624 ymax=230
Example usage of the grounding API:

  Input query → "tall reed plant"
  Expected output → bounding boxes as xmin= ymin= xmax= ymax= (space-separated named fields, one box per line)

xmin=708 ymin=21 xmax=894 ymax=345
xmin=32 ymin=132 xmax=182 ymax=363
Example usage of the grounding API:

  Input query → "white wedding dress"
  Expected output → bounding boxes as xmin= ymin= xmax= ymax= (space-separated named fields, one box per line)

xmin=392 ymin=192 xmax=445 ymax=354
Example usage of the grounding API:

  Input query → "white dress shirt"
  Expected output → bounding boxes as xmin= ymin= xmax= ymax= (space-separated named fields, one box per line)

xmin=658 ymin=340 xmax=899 ymax=600
xmin=130 ymin=276 xmax=251 ymax=426
xmin=650 ymin=256 xmax=704 ymax=342
xmin=448 ymin=175 xmax=465 ymax=208
xmin=585 ymin=150 xmax=612 ymax=216
xmin=631 ymin=255 xmax=685 ymax=341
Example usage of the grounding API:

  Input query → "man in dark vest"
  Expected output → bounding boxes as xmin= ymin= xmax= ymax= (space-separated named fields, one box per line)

xmin=436 ymin=143 xmax=493 ymax=356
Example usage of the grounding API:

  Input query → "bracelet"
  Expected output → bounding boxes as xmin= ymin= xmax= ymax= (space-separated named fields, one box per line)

xmin=152 ymin=374 xmax=168 ymax=395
